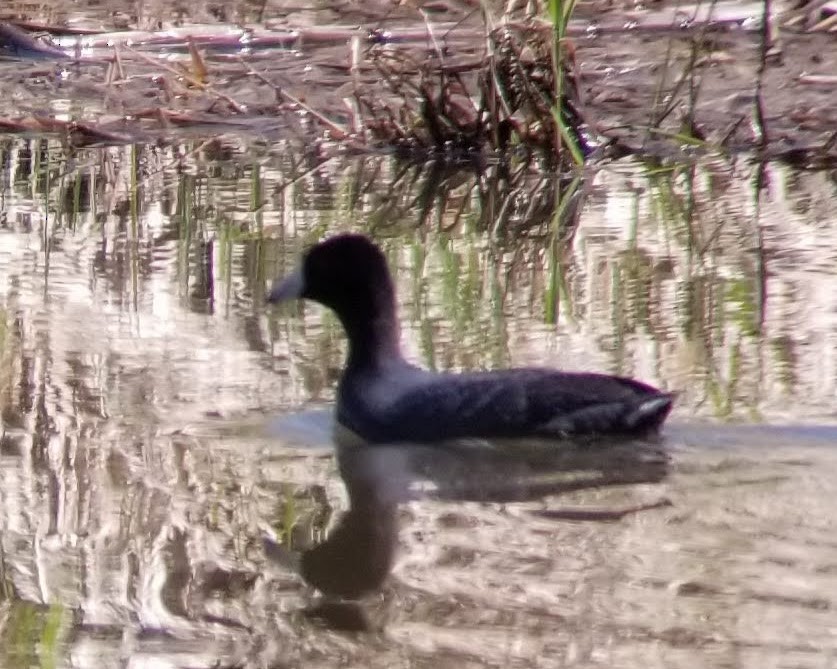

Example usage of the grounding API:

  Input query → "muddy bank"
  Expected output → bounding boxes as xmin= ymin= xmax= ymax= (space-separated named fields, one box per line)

xmin=0 ymin=1 xmax=835 ymax=162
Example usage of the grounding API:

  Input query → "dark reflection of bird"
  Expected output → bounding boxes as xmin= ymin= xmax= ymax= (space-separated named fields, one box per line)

xmin=267 ymin=234 xmax=674 ymax=445
xmin=266 ymin=438 xmax=669 ymax=605
xmin=298 ymin=447 xmax=407 ymax=601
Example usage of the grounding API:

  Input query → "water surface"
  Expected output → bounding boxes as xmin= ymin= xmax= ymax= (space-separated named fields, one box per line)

xmin=0 ymin=138 xmax=835 ymax=667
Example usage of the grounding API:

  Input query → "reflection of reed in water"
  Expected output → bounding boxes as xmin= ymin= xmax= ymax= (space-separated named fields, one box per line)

xmin=2 ymin=135 xmax=821 ymax=420
xmin=0 ymin=135 xmax=834 ymax=664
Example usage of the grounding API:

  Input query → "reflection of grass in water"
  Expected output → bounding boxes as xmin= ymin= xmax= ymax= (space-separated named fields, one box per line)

xmin=707 ymin=340 xmax=738 ymax=419
xmin=0 ymin=308 xmax=13 ymax=412
xmin=0 ymin=134 xmax=818 ymax=448
xmin=544 ymin=234 xmax=570 ymax=325
xmin=409 ymin=240 xmax=439 ymax=371
xmin=431 ymin=235 xmax=509 ymax=370
xmin=544 ymin=176 xmax=581 ymax=326
xmin=725 ymin=278 xmax=760 ymax=339
xmin=647 ymin=163 xmax=695 ymax=252
xmin=176 ymin=172 xmax=197 ymax=298
xmin=250 ymin=161 xmax=262 ymax=217
xmin=770 ymin=335 xmax=797 ymax=393
xmin=40 ymin=604 xmax=64 ymax=669
xmin=644 ymin=162 xmax=768 ymax=419
xmin=53 ymin=153 xmax=88 ymax=232
xmin=0 ymin=601 xmax=66 ymax=669
xmin=0 ymin=540 xmax=11 ymax=601
xmin=0 ymin=306 xmax=18 ymax=481
xmin=486 ymin=249 xmax=507 ymax=369
xmin=20 ymin=141 xmax=773 ymax=422
xmin=615 ymin=248 xmax=654 ymax=329
xmin=440 ymin=239 xmax=482 ymax=343
xmin=598 ymin=183 xmax=658 ymax=374
xmin=271 ymin=484 xmax=332 ymax=551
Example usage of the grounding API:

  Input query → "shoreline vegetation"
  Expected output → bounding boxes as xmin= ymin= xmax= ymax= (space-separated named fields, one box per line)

xmin=0 ymin=1 xmax=835 ymax=167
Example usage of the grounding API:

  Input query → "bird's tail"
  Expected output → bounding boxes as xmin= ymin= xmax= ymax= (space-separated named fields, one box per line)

xmin=625 ymin=394 xmax=675 ymax=432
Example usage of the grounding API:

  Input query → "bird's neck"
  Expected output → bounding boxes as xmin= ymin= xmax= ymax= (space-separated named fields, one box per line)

xmin=340 ymin=297 xmax=403 ymax=370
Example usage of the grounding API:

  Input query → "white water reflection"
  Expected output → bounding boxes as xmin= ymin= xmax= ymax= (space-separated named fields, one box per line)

xmin=0 ymin=138 xmax=835 ymax=667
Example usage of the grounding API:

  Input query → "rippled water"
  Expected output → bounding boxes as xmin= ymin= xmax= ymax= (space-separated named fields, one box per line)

xmin=0 ymin=138 xmax=835 ymax=667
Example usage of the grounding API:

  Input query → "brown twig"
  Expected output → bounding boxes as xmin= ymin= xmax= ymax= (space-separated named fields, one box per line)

xmin=125 ymin=45 xmax=248 ymax=114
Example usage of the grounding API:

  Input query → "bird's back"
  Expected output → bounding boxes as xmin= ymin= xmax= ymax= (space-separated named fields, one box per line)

xmin=337 ymin=366 xmax=673 ymax=444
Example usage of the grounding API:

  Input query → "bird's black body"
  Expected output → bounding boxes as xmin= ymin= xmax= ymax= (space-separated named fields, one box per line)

xmin=268 ymin=234 xmax=674 ymax=444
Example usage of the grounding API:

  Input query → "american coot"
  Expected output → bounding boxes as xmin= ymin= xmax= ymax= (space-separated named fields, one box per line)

xmin=267 ymin=234 xmax=674 ymax=444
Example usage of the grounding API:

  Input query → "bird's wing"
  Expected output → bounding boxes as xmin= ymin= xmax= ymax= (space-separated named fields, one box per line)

xmin=340 ymin=369 xmax=654 ymax=442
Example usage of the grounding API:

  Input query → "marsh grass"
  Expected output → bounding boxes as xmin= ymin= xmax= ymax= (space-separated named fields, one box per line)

xmin=4 ymin=1 xmax=835 ymax=165
xmin=546 ymin=0 xmax=584 ymax=166
xmin=352 ymin=4 xmax=589 ymax=168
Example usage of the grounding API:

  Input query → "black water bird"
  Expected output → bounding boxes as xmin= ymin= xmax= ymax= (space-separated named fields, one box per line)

xmin=267 ymin=234 xmax=674 ymax=444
